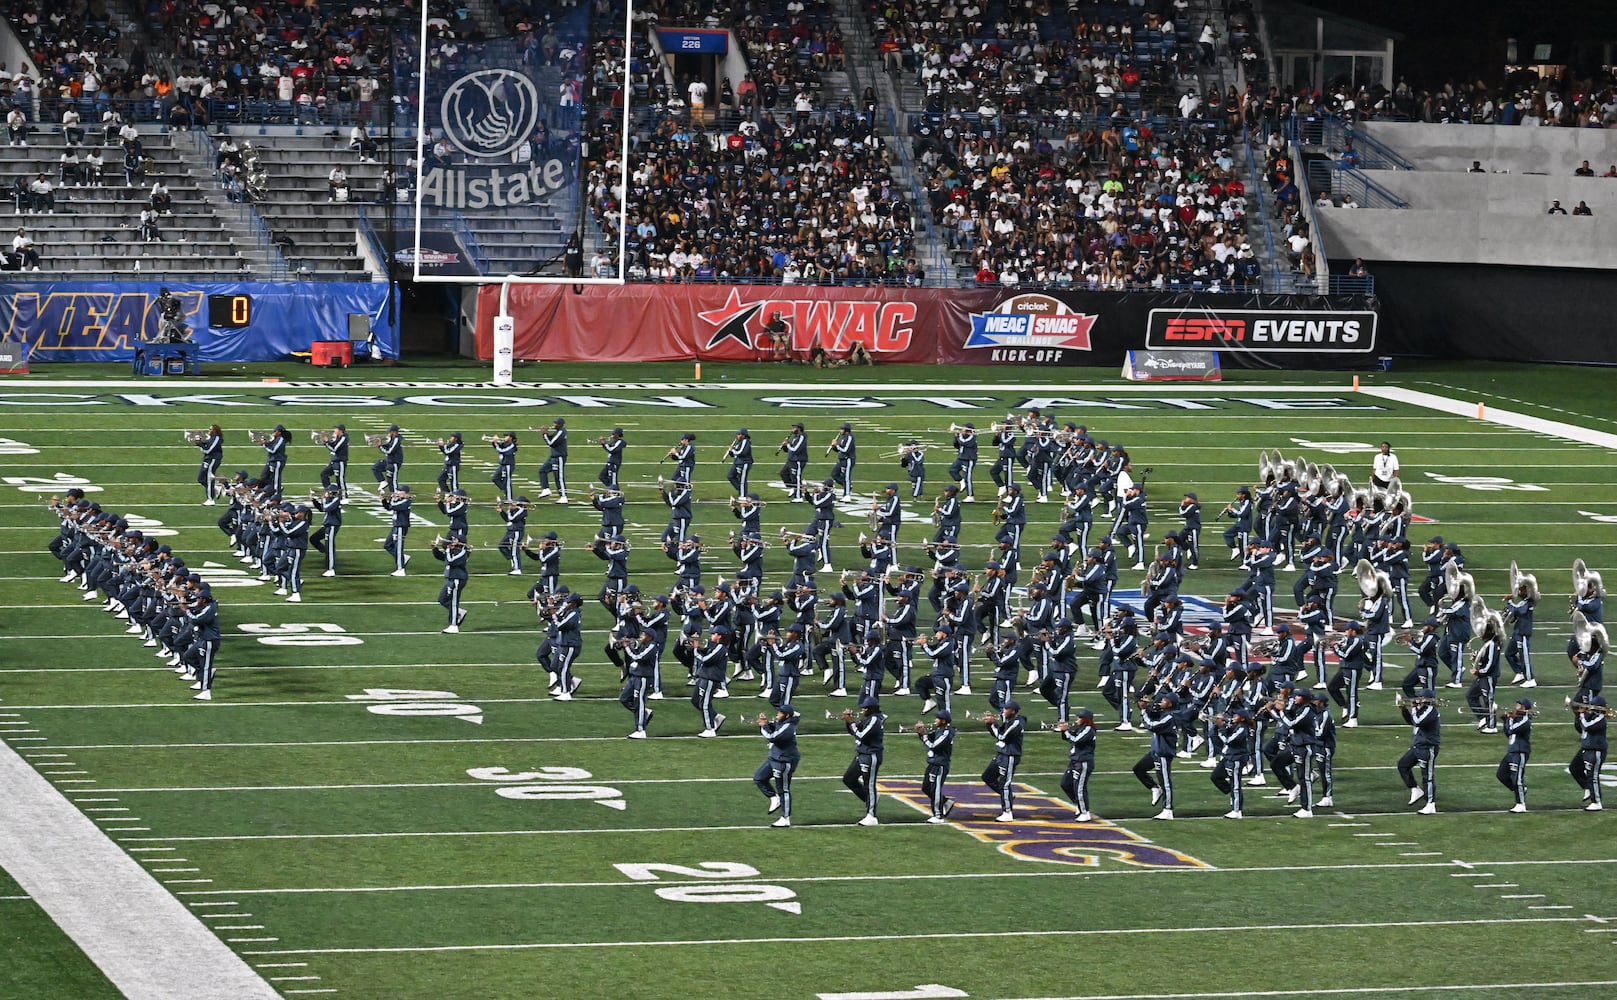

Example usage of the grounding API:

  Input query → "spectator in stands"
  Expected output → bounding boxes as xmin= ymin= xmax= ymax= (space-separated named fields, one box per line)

xmin=1314 ymin=192 xmax=1334 ymax=208
xmin=84 ymin=149 xmax=104 ymax=187
xmin=58 ymin=149 xmax=82 ymax=187
xmin=10 ymin=176 xmax=28 ymax=214
xmin=1575 ymin=160 xmax=1596 ymax=177
xmin=350 ymin=125 xmax=379 ymax=163
xmin=1349 ymin=257 xmax=1370 ymax=278
xmin=150 ymin=180 xmax=172 ymax=215
xmin=61 ymin=107 xmax=83 ymax=146
xmin=1198 ymin=23 xmax=1217 ymax=65
xmin=1606 ymin=165 xmax=1617 ymax=178
xmin=11 ymin=228 xmax=39 ymax=270
xmin=5 ymin=107 xmax=26 ymax=146
xmin=1469 ymin=161 xmax=1486 ymax=173
xmin=100 ymin=110 xmax=122 ymax=146
xmin=328 ymin=165 xmax=349 ymax=202
xmin=139 ymin=206 xmax=162 ymax=243
xmin=1340 ymin=194 xmax=1359 ymax=208
xmin=123 ymin=147 xmax=144 ymax=187
xmin=1573 ymin=201 xmax=1594 ymax=216
xmin=1547 ymin=200 xmax=1568 ymax=215
xmin=28 ymin=174 xmax=54 ymax=214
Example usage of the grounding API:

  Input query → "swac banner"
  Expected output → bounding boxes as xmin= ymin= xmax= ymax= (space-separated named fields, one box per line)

xmin=474 ymin=284 xmax=1378 ymax=369
xmin=1 ymin=282 xmax=398 ymax=363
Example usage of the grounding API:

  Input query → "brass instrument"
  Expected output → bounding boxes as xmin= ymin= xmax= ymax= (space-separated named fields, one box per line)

xmin=594 ymin=537 xmax=633 ymax=553
xmin=1393 ymin=629 xmax=1417 ymax=645
xmin=248 ymin=429 xmax=272 ymax=444
xmin=1396 ymin=694 xmax=1449 ymax=709
xmin=481 ymin=434 xmax=500 ymax=443
xmin=596 ymin=435 xmax=611 ymax=446
xmin=309 ymin=429 xmax=329 ymax=443
xmin=1491 ymin=705 xmax=1542 ymax=720
xmin=730 ymin=496 xmax=767 ymax=509
xmin=366 ymin=434 xmax=385 ymax=448
xmin=1571 ymin=702 xmax=1617 ymax=719
xmin=868 ymin=502 xmax=881 ymax=533
xmin=588 ymin=487 xmax=625 ymax=500
xmin=755 ymin=713 xmax=773 ymax=726
xmin=779 ymin=527 xmax=816 ymax=543
xmin=183 ymin=429 xmax=211 ymax=444
xmin=824 ymin=708 xmax=857 ymax=722
xmin=980 ymin=711 xmax=999 ymax=725
xmin=1038 ymin=720 xmax=1071 ymax=731
xmin=992 ymin=502 xmax=1007 ymax=524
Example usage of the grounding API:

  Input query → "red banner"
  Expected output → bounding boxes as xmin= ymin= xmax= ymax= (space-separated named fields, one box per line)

xmin=474 ymin=284 xmax=1379 ymax=369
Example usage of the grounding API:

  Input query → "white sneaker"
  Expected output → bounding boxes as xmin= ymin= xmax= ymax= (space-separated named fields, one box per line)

xmin=1293 ymin=808 xmax=1313 ymax=819
xmin=1115 ymin=722 xmax=1135 ymax=732
xmin=698 ymin=728 xmax=716 ymax=738
xmin=857 ymin=814 xmax=879 ymax=827
xmin=1153 ymin=808 xmax=1174 ymax=820
xmin=189 ymin=680 xmax=203 ymax=690
xmin=1150 ymin=787 xmax=1163 ymax=805
xmin=125 ymin=624 xmax=142 ymax=634
xmin=1285 ymin=787 xmax=1300 ymax=804
xmin=921 ymin=698 xmax=937 ymax=713
xmin=1198 ymin=757 xmax=1220 ymax=768
xmin=954 ymin=685 xmax=972 ymax=695
xmin=1223 ymin=809 xmax=1243 ymax=819
xmin=1509 ymin=674 xmax=1523 ymax=686
xmin=391 ymin=568 xmax=407 ymax=577
xmin=1445 ymin=681 xmax=1463 ymax=689
xmin=1417 ymin=802 xmax=1437 ymax=815
xmin=442 ymin=625 xmax=459 ymax=634
xmin=555 ymin=496 xmax=569 ymax=504
xmin=627 ymin=730 xmax=647 ymax=740
xmin=647 ymin=691 xmax=664 ymax=701
xmin=82 ymin=590 xmax=100 ymax=601
xmin=767 ymin=795 xmax=781 ymax=814
xmin=714 ymin=688 xmax=730 ymax=699
xmin=193 ymin=689 xmax=213 ymax=701
xmin=1586 ymin=802 xmax=1603 ymax=812
xmin=1174 ymin=750 xmax=1193 ymax=760
xmin=821 ymin=563 xmax=834 ymax=573
xmin=771 ymin=817 xmax=791 ymax=827
xmin=994 ymin=810 xmax=1014 ymax=822
xmin=1132 ymin=562 xmax=1145 ymax=570
xmin=286 ymin=593 xmax=301 ymax=603
xmin=894 ymin=687 xmax=910 ymax=696
xmin=829 ymin=688 xmax=846 ymax=697
xmin=202 ymin=498 xmax=215 ymax=506
xmin=1317 ymin=796 xmax=1334 ymax=807
xmin=1409 ymin=787 xmax=1426 ymax=804
xmin=926 ymin=816 xmax=947 ymax=824
xmin=1342 ymin=718 xmax=1359 ymax=728
xmin=1246 ymin=774 xmax=1267 ymax=787
xmin=1401 ymin=619 xmax=1414 ymax=629
xmin=508 ymin=568 xmax=523 ymax=576
xmin=1075 ymin=810 xmax=1092 ymax=821
xmin=553 ymin=692 xmax=572 ymax=701
xmin=322 ymin=569 xmax=336 ymax=577
xmin=1508 ymin=802 xmax=1527 ymax=813
xmin=1520 ymin=679 xmax=1537 ymax=688
xmin=536 ymin=488 xmax=553 ymax=498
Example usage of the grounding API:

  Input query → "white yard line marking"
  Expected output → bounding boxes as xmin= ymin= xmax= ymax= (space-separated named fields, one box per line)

xmin=1003 ymin=980 xmax=1617 ymax=1000
xmin=1360 ymin=386 xmax=1617 ymax=452
xmin=1400 ymin=853 xmax=1442 ymax=857
xmin=1500 ymin=895 xmax=1546 ymax=900
xmin=234 ymin=917 xmax=1586 ymax=956
xmin=1473 ymin=884 xmax=1517 ymax=888
xmin=1528 ymin=905 xmax=1574 ymax=910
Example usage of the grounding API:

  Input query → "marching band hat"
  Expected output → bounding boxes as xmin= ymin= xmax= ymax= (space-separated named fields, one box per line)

xmin=963 ymin=422 xmax=975 ymax=429
xmin=858 ymin=694 xmax=879 ymax=709
xmin=688 ymin=534 xmax=700 ymax=543
xmin=1417 ymin=688 xmax=1435 ymax=699
xmin=1428 ymin=535 xmax=1444 ymax=544
xmin=1423 ymin=615 xmax=1440 ymax=626
xmin=1591 ymin=696 xmax=1608 ymax=708
xmin=625 ymin=584 xmax=641 ymax=595
xmin=653 ymin=594 xmax=669 ymax=604
xmin=553 ymin=417 xmax=565 ymax=425
xmin=1076 ymin=708 xmax=1094 ymax=720
xmin=778 ymin=703 xmax=796 ymax=715
xmin=840 ymin=422 xmax=852 ymax=430
xmin=1185 ymin=492 xmax=1197 ymax=500
xmin=1005 ymin=700 xmax=1021 ymax=712
xmin=711 ymin=626 xmax=730 ymax=636
xmin=517 ymin=495 xmax=530 ymax=503
xmin=157 ymin=544 xmax=173 ymax=554
xmin=786 ymin=624 xmax=803 ymax=634
xmin=388 ymin=424 xmax=400 ymax=431
xmin=1517 ymin=698 xmax=1535 ymax=711
xmin=1164 ymin=530 xmax=1178 ymax=540
xmin=936 ymin=709 xmax=952 ymax=722
xmin=887 ymin=482 xmax=898 ymax=491
xmin=792 ymin=422 xmax=805 ymax=429
xmin=1175 ymin=652 xmax=1194 ymax=664
xmin=544 ymin=531 xmax=557 ymax=539
xmin=943 ymin=483 xmax=957 ymax=492
xmin=1160 ymin=692 xmax=1180 ymax=707
xmin=506 ymin=430 xmax=518 ymax=438
xmin=449 ymin=431 xmax=462 ymax=440
xmin=612 ymin=427 xmax=623 ymax=435
xmin=1310 ymin=690 xmax=1329 ymax=704
xmin=737 ymin=428 xmax=748 ymax=435
xmin=682 ymin=432 xmax=695 ymax=440
xmin=1229 ymin=589 xmax=1247 ymax=599
xmin=1345 ymin=620 xmax=1364 ymax=631
xmin=691 ymin=584 xmax=706 ymax=594
xmin=823 ymin=478 xmax=835 ymax=487
xmin=335 ymin=423 xmax=345 ymax=431
xmin=746 ymin=492 xmax=761 ymax=501
xmin=985 ymin=560 xmax=1000 ymax=569
xmin=398 ymin=484 xmax=411 ymax=492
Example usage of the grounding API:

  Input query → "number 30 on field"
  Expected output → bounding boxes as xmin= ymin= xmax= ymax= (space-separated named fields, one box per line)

xmin=238 ymin=623 xmax=362 ymax=646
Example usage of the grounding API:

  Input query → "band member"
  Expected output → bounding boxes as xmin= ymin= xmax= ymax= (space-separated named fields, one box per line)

xmin=1572 ymin=696 xmax=1607 ymax=811
xmin=195 ymin=424 xmax=224 ymax=504
xmin=1398 ymin=689 xmax=1441 ymax=814
xmin=932 ymin=483 xmax=961 ymax=543
xmin=1328 ymin=620 xmax=1369 ymax=728
xmin=619 ymin=631 xmax=658 ymax=738
xmin=276 ymin=505 xmax=309 ymax=603
xmin=882 ymin=591 xmax=917 ymax=694
xmin=259 ymin=424 xmax=288 ymax=493
xmin=537 ymin=418 xmax=569 ymax=503
xmin=1176 ymin=492 xmax=1201 ymax=570
xmin=598 ymin=428 xmax=625 ymax=489
xmin=432 ymin=532 xmax=469 ymax=633
xmin=666 ymin=432 xmax=697 ymax=484
xmin=181 ymin=586 xmax=221 ymax=701
xmin=780 ymin=423 xmax=808 ymax=501
xmin=491 ymin=431 xmax=518 ymax=501
xmin=1120 ymin=485 xmax=1149 ymax=570
xmin=660 ymin=474 xmax=693 ymax=545
xmin=830 ymin=422 xmax=857 ymax=499
xmin=1134 ymin=692 xmax=1179 ymax=819
xmin=1211 ymin=709 xmax=1253 ymax=818
xmin=319 ymin=424 xmax=349 ymax=496
xmin=725 ymin=429 xmax=754 ymax=495
xmin=1370 ymin=441 xmax=1400 ymax=491
xmin=839 ymin=696 xmax=885 ymax=825
xmin=1057 ymin=708 xmax=1097 ymax=820
xmin=914 ymin=709 xmax=956 ymax=822
xmin=498 ymin=496 xmax=530 ymax=575
xmin=808 ymin=479 xmax=839 ymax=569
xmin=1038 ymin=620 xmax=1078 ymax=722
xmin=914 ymin=627 xmax=956 ymax=716
xmin=981 ymin=700 xmax=1025 ymax=821
xmin=522 ymin=531 xmax=562 ymax=596
xmin=755 ymin=703 xmax=801 ymax=827
xmin=591 ymin=484 xmax=626 ymax=539
xmin=1401 ymin=615 xmax=1442 ymax=697
xmin=900 ymin=440 xmax=926 ymax=499
xmin=1504 ymin=569 xmax=1538 ymax=686
xmin=1284 ymin=688 xmax=1319 ymax=818
xmin=995 ymin=483 xmax=1026 ymax=558
xmin=1221 ymin=487 xmax=1253 ymax=558
xmin=990 ymin=419 xmax=1018 ymax=496
xmin=382 ymin=484 xmax=412 ymax=576
xmin=1468 ymin=611 xmax=1504 ymax=732
xmin=873 ymin=483 xmax=903 ymax=543
xmin=1100 ymin=613 xmax=1143 ymax=731
xmin=948 ymin=423 xmax=978 ymax=501
xmin=438 ymin=488 xmax=470 ymax=538
xmin=436 ymin=432 xmax=462 ymax=492
xmin=550 ymin=592 xmax=585 ymax=700
xmin=309 ymin=485 xmax=342 ymax=577
xmin=1568 ymin=563 xmax=1604 ymax=662
xmin=1571 ymin=612 xmax=1607 ymax=706
xmin=1437 ymin=566 xmax=1476 ymax=687
xmin=1497 ymin=698 xmax=1533 ymax=812
xmin=691 ymin=627 xmax=730 ymax=738
xmin=373 ymin=424 xmax=404 ymax=492
xmin=815 ymin=593 xmax=853 ymax=695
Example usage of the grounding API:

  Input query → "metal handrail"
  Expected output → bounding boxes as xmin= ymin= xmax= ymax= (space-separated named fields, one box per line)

xmin=1289 ymin=140 xmax=1330 ymax=294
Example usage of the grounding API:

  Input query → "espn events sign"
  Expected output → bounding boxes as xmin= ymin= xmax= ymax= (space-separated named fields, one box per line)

xmin=1147 ymin=309 xmax=1378 ymax=354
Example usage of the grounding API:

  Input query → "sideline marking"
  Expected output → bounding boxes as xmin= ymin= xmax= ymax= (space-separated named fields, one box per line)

xmin=1004 ymin=980 xmax=1617 ymax=1000
xmin=235 ymin=917 xmax=1585 ymax=956
xmin=1360 ymin=386 xmax=1617 ymax=451
xmin=0 ymin=739 xmax=280 ymax=999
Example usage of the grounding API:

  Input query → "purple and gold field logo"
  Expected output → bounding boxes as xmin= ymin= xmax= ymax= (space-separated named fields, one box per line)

xmin=879 ymin=780 xmax=1209 ymax=869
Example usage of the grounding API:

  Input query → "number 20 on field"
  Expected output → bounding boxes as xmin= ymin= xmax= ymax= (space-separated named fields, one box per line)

xmin=611 ymin=861 xmax=801 ymax=914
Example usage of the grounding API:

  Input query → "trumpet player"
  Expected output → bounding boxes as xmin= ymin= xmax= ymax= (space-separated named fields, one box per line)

xmin=431 ymin=532 xmax=470 ymax=633
xmin=490 ymin=431 xmax=518 ymax=501
xmin=318 ymin=424 xmax=349 ymax=496
xmin=435 ymin=432 xmax=462 ymax=492
xmin=381 ymin=484 xmax=412 ymax=577
xmin=193 ymin=424 xmax=224 ymax=504
xmin=1049 ymin=709 xmax=1096 ymax=821
xmin=899 ymin=439 xmax=926 ymax=499
xmin=947 ymin=423 xmax=978 ymax=502
xmin=546 ymin=592 xmax=585 ymax=700
xmin=724 ymin=429 xmax=754 ymax=495
xmin=732 ymin=530 xmax=765 ymax=581
xmin=662 ymin=431 xmax=696 ymax=484
xmin=784 ymin=528 xmax=821 ymax=587
xmin=372 ymin=424 xmax=403 ymax=494
xmin=437 ymin=488 xmax=470 ymax=539
xmin=618 ymin=631 xmax=659 ymax=738
xmin=275 ymin=505 xmax=310 ymax=603
xmin=815 ymin=594 xmax=853 ymax=695
xmin=1572 ymin=696 xmax=1607 ymax=811
xmin=828 ymin=422 xmax=856 ymax=499
xmin=590 ymin=484 xmax=626 ymax=540
xmin=882 ymin=592 xmax=918 ymax=696
xmin=730 ymin=491 xmax=763 ymax=537
xmin=837 ymin=696 xmax=885 ymax=826
xmin=1220 ymin=486 xmax=1253 ymax=559
xmin=1401 ymin=616 xmax=1442 ymax=698
xmin=1308 ymin=690 xmax=1338 ymax=809
xmin=533 ymin=417 xmax=569 ymax=503
xmin=1211 ymin=709 xmax=1255 ymax=818
xmin=989 ymin=420 xmax=1019 ymax=497
xmin=1177 ymin=493 xmax=1201 ymax=571
xmin=691 ymin=627 xmax=731 ymax=738
xmin=1467 ymin=612 xmax=1505 ymax=733
xmin=808 ymin=478 xmax=839 ymax=569
xmin=754 ymin=703 xmax=801 ymax=828
xmin=1397 ymin=689 xmax=1442 ymax=814
xmin=1496 ymin=698 xmax=1534 ymax=812
xmin=873 ymin=483 xmax=903 ymax=542
xmin=1327 ymin=620 xmax=1370 ymax=728
xmin=1038 ymin=621 xmax=1079 ymax=723
xmin=664 ymin=535 xmax=703 ymax=590
xmin=1504 ymin=572 xmax=1537 ymax=686
xmin=981 ymin=700 xmax=1025 ymax=822
xmin=914 ymin=626 xmax=957 ymax=716
xmin=309 ymin=485 xmax=343 ymax=577
xmin=914 ymin=709 xmax=956 ymax=822
xmin=597 ymin=427 xmax=625 ymax=489
xmin=258 ymin=424 xmax=289 ymax=493
xmin=779 ymin=423 xmax=808 ymax=502
xmin=497 ymin=495 xmax=530 ymax=575
xmin=1133 ymin=692 xmax=1180 ymax=820
xmin=522 ymin=531 xmax=562 ymax=597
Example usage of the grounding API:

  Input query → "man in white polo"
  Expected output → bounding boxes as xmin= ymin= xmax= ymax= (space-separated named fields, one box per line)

xmin=1371 ymin=441 xmax=1400 ymax=491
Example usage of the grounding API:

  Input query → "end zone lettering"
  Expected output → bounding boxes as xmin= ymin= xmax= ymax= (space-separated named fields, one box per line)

xmin=1146 ymin=309 xmax=1378 ymax=354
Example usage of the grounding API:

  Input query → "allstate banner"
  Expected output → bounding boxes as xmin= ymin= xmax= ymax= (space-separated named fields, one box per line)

xmin=1 ymin=282 xmax=398 ymax=363
xmin=474 ymin=284 xmax=1378 ymax=369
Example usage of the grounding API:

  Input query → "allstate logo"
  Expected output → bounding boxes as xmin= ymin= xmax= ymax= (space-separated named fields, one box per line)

xmin=440 ymin=69 xmax=540 ymax=159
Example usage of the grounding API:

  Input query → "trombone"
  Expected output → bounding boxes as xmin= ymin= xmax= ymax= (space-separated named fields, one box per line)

xmin=431 ymin=534 xmax=477 ymax=551
xmin=588 ymin=487 xmax=625 ymax=500
xmin=1571 ymin=702 xmax=1617 ymax=719
xmin=1395 ymin=694 xmax=1449 ymax=709
xmin=729 ymin=496 xmax=768 ymax=509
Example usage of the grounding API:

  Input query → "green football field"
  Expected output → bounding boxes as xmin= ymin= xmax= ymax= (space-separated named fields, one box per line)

xmin=3 ymin=360 xmax=1617 ymax=1000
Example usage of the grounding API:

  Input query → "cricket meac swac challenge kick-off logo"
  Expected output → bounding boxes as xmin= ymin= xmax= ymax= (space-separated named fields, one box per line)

xmin=965 ymin=293 xmax=1098 ymax=364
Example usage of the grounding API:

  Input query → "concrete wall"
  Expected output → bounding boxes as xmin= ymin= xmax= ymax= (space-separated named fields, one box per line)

xmin=1358 ymin=121 xmax=1617 ymax=175
xmin=1349 ymin=172 xmax=1617 ymax=214
xmin=1315 ymin=208 xmax=1617 ymax=268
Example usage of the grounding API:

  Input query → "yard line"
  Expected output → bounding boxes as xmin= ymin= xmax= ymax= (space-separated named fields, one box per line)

xmin=189 ymin=902 xmax=241 ymax=908
xmin=1002 ymin=979 xmax=1617 ymax=1000
xmin=268 ymin=977 xmax=323 ymax=982
xmin=216 ymin=925 xmax=266 ymax=931
xmin=1473 ymin=883 xmax=1518 ymax=888
xmin=281 ymin=990 xmax=337 ymax=995
xmin=236 ymin=917 xmax=1586 ymax=956
xmin=201 ymin=913 xmax=256 ymax=919
xmin=1500 ymin=895 xmax=1547 ymax=899
xmin=254 ymin=963 xmax=309 ymax=968
xmin=1529 ymin=905 xmax=1574 ymax=910
xmin=1400 ymin=853 xmax=1443 ymax=857
xmin=1362 ymin=386 xmax=1617 ymax=451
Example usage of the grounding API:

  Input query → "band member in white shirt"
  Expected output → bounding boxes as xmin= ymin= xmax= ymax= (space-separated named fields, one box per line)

xmin=1371 ymin=442 xmax=1400 ymax=491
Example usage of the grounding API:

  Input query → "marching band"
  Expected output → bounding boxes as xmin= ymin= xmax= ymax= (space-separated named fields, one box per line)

xmin=32 ymin=413 xmax=1612 ymax=827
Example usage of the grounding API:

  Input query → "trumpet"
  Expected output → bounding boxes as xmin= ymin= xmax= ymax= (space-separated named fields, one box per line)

xmin=755 ymin=712 xmax=775 ymax=726
xmin=779 ymin=527 xmax=816 ymax=543
xmin=480 ymin=434 xmax=500 ymax=443
xmin=593 ymin=536 xmax=633 ymax=552
xmin=1038 ymin=720 xmax=1071 ymax=731
xmin=309 ymin=429 xmax=329 ymax=443
xmin=824 ymin=708 xmax=856 ymax=722
xmin=183 ymin=429 xmax=211 ymax=444
xmin=730 ymin=496 xmax=767 ymax=509
xmin=1491 ymin=705 xmax=1542 ymax=720
xmin=1396 ymin=694 xmax=1449 ymax=708
xmin=979 ymin=711 xmax=1000 ymax=725
xmin=431 ymin=534 xmax=476 ymax=550
xmin=588 ymin=487 xmax=625 ymax=500
xmin=1571 ymin=702 xmax=1617 ymax=719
